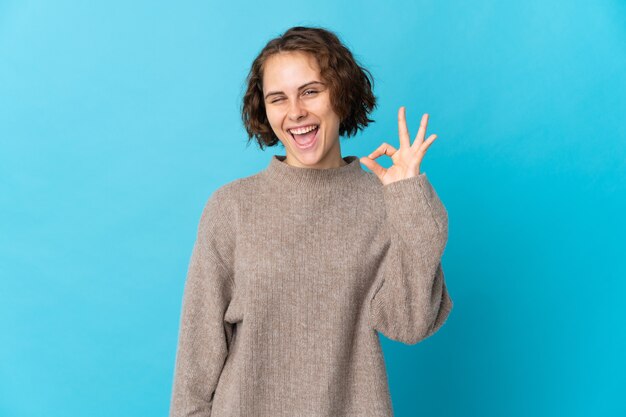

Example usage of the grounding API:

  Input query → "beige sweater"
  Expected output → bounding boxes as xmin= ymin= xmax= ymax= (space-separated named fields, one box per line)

xmin=169 ymin=154 xmax=453 ymax=417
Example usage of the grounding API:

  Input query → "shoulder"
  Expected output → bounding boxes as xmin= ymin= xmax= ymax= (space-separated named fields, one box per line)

xmin=203 ymin=171 xmax=263 ymax=211
xmin=193 ymin=175 xmax=264 ymax=271
xmin=361 ymin=170 xmax=383 ymax=188
xmin=197 ymin=171 xmax=265 ymax=234
xmin=356 ymin=170 xmax=387 ymax=198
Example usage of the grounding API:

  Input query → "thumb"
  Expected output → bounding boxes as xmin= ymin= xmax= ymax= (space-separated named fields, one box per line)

xmin=359 ymin=156 xmax=386 ymax=182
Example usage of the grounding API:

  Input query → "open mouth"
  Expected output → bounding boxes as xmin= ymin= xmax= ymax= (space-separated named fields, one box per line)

xmin=288 ymin=125 xmax=319 ymax=149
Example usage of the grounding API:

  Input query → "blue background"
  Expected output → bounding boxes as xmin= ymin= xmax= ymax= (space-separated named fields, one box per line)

xmin=1 ymin=1 xmax=625 ymax=416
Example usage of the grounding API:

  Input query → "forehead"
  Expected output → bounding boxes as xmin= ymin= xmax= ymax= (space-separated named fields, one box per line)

xmin=262 ymin=52 xmax=321 ymax=91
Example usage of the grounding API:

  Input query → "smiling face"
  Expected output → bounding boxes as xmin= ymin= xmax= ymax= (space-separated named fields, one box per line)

xmin=262 ymin=51 xmax=345 ymax=168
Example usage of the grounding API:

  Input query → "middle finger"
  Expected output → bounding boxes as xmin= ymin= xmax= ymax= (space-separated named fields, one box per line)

xmin=412 ymin=113 xmax=429 ymax=148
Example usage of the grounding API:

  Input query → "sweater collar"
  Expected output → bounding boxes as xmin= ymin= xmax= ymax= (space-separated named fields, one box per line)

xmin=262 ymin=154 xmax=364 ymax=190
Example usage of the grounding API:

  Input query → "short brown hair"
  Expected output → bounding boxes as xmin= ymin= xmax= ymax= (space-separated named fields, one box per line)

xmin=240 ymin=26 xmax=377 ymax=150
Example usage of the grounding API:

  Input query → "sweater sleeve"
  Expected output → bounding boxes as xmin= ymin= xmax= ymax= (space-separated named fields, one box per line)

xmin=169 ymin=189 xmax=236 ymax=417
xmin=369 ymin=173 xmax=453 ymax=345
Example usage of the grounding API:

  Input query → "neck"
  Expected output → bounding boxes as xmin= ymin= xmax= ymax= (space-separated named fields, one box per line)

xmin=284 ymin=151 xmax=348 ymax=169
xmin=262 ymin=153 xmax=364 ymax=191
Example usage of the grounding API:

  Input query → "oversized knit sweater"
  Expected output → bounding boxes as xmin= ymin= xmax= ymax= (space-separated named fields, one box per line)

xmin=169 ymin=154 xmax=453 ymax=417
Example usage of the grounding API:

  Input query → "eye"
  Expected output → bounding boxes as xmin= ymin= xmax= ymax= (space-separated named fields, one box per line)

xmin=270 ymin=97 xmax=284 ymax=104
xmin=303 ymin=89 xmax=318 ymax=96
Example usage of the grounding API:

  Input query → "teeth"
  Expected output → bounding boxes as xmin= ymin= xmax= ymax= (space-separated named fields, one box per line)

xmin=289 ymin=125 xmax=318 ymax=135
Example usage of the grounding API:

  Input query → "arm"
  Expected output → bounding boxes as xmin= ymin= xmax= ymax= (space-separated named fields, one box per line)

xmin=369 ymin=173 xmax=453 ymax=345
xmin=169 ymin=189 xmax=235 ymax=416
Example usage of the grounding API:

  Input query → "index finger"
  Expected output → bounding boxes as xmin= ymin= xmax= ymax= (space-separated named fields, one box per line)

xmin=398 ymin=106 xmax=411 ymax=149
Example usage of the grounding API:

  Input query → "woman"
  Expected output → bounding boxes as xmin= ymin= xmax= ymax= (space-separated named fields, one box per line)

xmin=169 ymin=26 xmax=453 ymax=417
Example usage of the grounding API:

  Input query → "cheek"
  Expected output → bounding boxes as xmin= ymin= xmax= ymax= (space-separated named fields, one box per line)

xmin=322 ymin=109 xmax=341 ymax=128
xmin=265 ymin=110 xmax=280 ymax=130
xmin=320 ymin=103 xmax=340 ymax=122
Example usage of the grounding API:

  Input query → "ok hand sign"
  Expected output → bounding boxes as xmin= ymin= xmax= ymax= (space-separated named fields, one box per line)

xmin=360 ymin=106 xmax=439 ymax=186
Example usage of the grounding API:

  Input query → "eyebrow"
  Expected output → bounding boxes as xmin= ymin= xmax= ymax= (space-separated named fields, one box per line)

xmin=264 ymin=81 xmax=325 ymax=100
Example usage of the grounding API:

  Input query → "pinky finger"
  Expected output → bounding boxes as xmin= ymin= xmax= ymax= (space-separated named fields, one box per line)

xmin=420 ymin=134 xmax=438 ymax=152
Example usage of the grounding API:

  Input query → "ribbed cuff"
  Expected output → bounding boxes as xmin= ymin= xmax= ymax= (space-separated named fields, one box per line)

xmin=381 ymin=172 xmax=448 ymax=237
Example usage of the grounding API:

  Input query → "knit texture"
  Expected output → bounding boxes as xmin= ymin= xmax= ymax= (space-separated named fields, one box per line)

xmin=169 ymin=154 xmax=453 ymax=417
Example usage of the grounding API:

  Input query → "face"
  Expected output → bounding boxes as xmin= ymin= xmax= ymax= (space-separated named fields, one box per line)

xmin=262 ymin=51 xmax=344 ymax=169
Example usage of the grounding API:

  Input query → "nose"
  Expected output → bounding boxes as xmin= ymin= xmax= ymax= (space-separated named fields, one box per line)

xmin=288 ymin=99 xmax=307 ymax=121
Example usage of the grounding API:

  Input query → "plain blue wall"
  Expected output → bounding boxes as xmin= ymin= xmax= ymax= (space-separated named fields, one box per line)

xmin=1 ymin=1 xmax=624 ymax=416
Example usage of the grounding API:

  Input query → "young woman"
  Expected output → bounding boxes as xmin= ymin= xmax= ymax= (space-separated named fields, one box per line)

xmin=169 ymin=26 xmax=453 ymax=417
